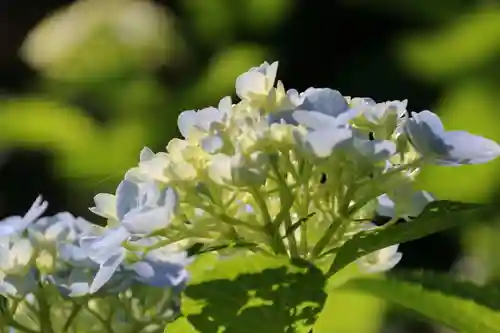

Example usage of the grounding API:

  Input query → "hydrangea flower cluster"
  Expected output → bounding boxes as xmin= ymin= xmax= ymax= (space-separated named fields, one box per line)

xmin=1 ymin=60 xmax=499 ymax=332
xmin=0 ymin=193 xmax=187 ymax=331
xmin=98 ymin=61 xmax=500 ymax=272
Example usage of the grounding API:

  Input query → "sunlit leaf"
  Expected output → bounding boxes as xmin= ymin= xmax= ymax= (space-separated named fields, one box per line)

xmin=167 ymin=253 xmax=327 ymax=333
xmin=329 ymin=200 xmax=496 ymax=274
xmin=314 ymin=264 xmax=385 ymax=333
xmin=340 ymin=270 xmax=500 ymax=333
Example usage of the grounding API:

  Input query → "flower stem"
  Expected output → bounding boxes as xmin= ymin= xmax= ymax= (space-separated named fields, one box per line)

xmin=283 ymin=214 xmax=299 ymax=258
xmin=63 ymin=302 xmax=83 ymax=332
xmin=36 ymin=287 xmax=54 ymax=333
xmin=249 ymin=186 xmax=287 ymax=255
xmin=310 ymin=214 xmax=343 ymax=259
xmin=84 ymin=304 xmax=114 ymax=333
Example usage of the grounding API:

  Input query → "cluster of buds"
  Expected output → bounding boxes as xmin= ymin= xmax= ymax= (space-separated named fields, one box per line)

xmin=1 ymin=61 xmax=499 ymax=332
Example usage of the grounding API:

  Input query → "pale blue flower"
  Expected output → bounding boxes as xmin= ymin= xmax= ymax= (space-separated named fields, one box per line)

xmin=49 ymin=266 xmax=133 ymax=297
xmin=405 ymin=110 xmax=500 ymax=165
xmin=292 ymin=112 xmax=354 ymax=158
xmin=0 ymin=237 xmax=34 ymax=275
xmin=117 ymin=180 xmax=178 ymax=235
xmin=0 ymin=269 xmax=38 ymax=297
xmin=377 ymin=189 xmax=435 ymax=219
xmin=350 ymin=138 xmax=397 ymax=163
xmin=356 ymin=222 xmax=403 ymax=273
xmin=298 ymin=88 xmax=349 ymax=118
xmin=200 ymin=135 xmax=224 ymax=154
xmin=48 ymin=268 xmax=95 ymax=297
xmin=124 ymin=147 xmax=156 ymax=183
xmin=79 ymin=178 xmax=179 ymax=294
xmin=29 ymin=212 xmax=99 ymax=248
xmin=58 ymin=243 xmax=98 ymax=268
xmin=235 ymin=61 xmax=278 ymax=100
xmin=0 ymin=237 xmax=38 ymax=297
xmin=79 ymin=231 xmax=190 ymax=294
xmin=357 ymin=244 xmax=403 ymax=273
xmin=177 ymin=96 xmax=231 ymax=139
xmin=80 ymin=179 xmax=179 ymax=293
xmin=0 ymin=196 xmax=48 ymax=237
xmin=127 ymin=246 xmax=190 ymax=289
xmin=270 ymin=88 xmax=353 ymax=125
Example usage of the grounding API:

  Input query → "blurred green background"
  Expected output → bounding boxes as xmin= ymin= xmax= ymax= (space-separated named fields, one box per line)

xmin=1 ymin=0 xmax=500 ymax=332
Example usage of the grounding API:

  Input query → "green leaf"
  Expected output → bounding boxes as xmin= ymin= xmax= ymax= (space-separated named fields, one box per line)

xmin=313 ymin=264 xmax=386 ymax=333
xmin=339 ymin=270 xmax=500 ymax=333
xmin=329 ymin=200 xmax=495 ymax=274
xmin=167 ymin=253 xmax=327 ymax=333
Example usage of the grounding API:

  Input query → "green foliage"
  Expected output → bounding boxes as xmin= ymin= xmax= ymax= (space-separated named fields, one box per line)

xmin=313 ymin=264 xmax=386 ymax=333
xmin=313 ymin=289 xmax=385 ymax=333
xmin=339 ymin=270 xmax=500 ymax=333
xmin=329 ymin=200 xmax=496 ymax=274
xmin=0 ymin=98 xmax=145 ymax=182
xmin=401 ymin=8 xmax=500 ymax=82
xmin=167 ymin=253 xmax=327 ymax=333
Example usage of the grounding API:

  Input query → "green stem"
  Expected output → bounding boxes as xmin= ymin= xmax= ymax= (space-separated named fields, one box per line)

xmin=270 ymin=155 xmax=300 ymax=257
xmin=36 ymin=287 xmax=54 ymax=333
xmin=0 ymin=301 xmax=36 ymax=333
xmin=310 ymin=214 xmax=343 ymax=259
xmin=63 ymin=302 xmax=83 ymax=332
xmin=283 ymin=214 xmax=299 ymax=258
xmin=190 ymin=196 xmax=262 ymax=232
xmin=85 ymin=304 xmax=114 ymax=333
xmin=249 ymin=186 xmax=287 ymax=255
xmin=298 ymin=161 xmax=313 ymax=255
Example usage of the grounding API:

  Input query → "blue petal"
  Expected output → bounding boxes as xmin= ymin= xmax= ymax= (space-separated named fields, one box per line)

xmin=354 ymin=139 xmax=396 ymax=162
xmin=177 ymin=110 xmax=197 ymax=138
xmin=0 ymin=218 xmax=19 ymax=237
xmin=59 ymin=244 xmax=97 ymax=268
xmin=406 ymin=111 xmax=500 ymax=165
xmin=299 ymin=88 xmax=348 ymax=117
xmin=201 ymin=135 xmax=224 ymax=153
xmin=130 ymin=253 xmax=189 ymax=288
xmin=297 ymin=127 xmax=353 ymax=158
xmin=122 ymin=187 xmax=177 ymax=235
xmin=0 ymin=269 xmax=38 ymax=297
xmin=49 ymin=268 xmax=94 ymax=297
xmin=115 ymin=180 xmax=139 ymax=221
xmin=377 ymin=194 xmax=395 ymax=217
xmin=196 ymin=107 xmax=223 ymax=131
xmin=80 ymin=227 xmax=129 ymax=264
xmin=139 ymin=147 xmax=155 ymax=162
xmin=139 ymin=182 xmax=161 ymax=207
xmin=122 ymin=207 xmax=171 ymax=235
xmin=89 ymin=251 xmax=125 ymax=294
xmin=440 ymin=131 xmax=500 ymax=165
xmin=292 ymin=110 xmax=339 ymax=130
xmin=405 ymin=111 xmax=449 ymax=157
xmin=0 ymin=196 xmax=48 ymax=237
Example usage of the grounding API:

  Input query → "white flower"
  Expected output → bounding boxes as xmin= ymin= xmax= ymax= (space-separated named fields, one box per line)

xmin=235 ymin=61 xmax=278 ymax=101
xmin=0 ymin=238 xmax=34 ymax=275
xmin=0 ymin=196 xmax=48 ymax=237
xmin=357 ymin=244 xmax=403 ymax=274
